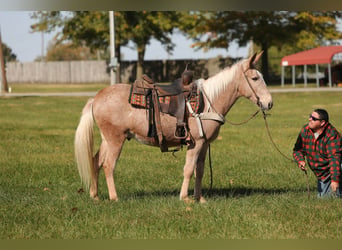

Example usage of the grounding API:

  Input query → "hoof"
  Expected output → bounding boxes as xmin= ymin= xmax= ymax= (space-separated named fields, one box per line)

xmin=182 ymin=196 xmax=195 ymax=204
xmin=90 ymin=194 xmax=100 ymax=201
xmin=198 ymin=196 xmax=207 ymax=204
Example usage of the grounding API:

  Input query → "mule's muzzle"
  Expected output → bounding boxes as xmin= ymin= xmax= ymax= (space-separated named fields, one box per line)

xmin=259 ymin=100 xmax=273 ymax=111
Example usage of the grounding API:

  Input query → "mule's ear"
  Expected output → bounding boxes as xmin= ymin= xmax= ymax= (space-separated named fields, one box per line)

xmin=248 ymin=53 xmax=256 ymax=68
xmin=248 ymin=51 xmax=263 ymax=68
xmin=248 ymin=53 xmax=257 ymax=68
xmin=254 ymin=51 xmax=263 ymax=64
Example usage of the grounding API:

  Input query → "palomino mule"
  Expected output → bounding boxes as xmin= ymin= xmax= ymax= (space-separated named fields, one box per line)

xmin=74 ymin=52 xmax=273 ymax=203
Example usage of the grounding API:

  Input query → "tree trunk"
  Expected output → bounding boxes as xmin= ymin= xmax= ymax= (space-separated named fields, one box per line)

xmin=116 ymin=44 xmax=121 ymax=83
xmin=136 ymin=44 xmax=146 ymax=80
xmin=261 ymin=42 xmax=270 ymax=84
xmin=0 ymin=32 xmax=8 ymax=93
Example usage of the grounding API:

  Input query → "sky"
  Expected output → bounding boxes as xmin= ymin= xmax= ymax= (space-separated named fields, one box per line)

xmin=0 ymin=11 xmax=248 ymax=62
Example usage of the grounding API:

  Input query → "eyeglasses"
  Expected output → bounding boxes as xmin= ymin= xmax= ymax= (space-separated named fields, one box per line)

xmin=309 ymin=115 xmax=321 ymax=121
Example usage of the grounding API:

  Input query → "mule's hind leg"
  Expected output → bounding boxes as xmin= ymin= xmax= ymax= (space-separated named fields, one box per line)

xmin=89 ymin=151 xmax=101 ymax=200
xmin=99 ymin=136 xmax=125 ymax=201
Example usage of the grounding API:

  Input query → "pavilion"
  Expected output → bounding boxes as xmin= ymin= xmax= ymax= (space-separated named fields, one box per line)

xmin=280 ymin=45 xmax=342 ymax=87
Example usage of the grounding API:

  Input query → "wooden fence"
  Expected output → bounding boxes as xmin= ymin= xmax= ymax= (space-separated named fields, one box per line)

xmin=6 ymin=57 xmax=238 ymax=84
xmin=6 ymin=61 xmax=109 ymax=83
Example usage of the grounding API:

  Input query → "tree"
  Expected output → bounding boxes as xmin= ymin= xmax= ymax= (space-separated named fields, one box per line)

xmin=120 ymin=11 xmax=179 ymax=78
xmin=31 ymin=11 xmax=181 ymax=80
xmin=31 ymin=12 xmax=112 ymax=58
xmin=45 ymin=42 xmax=99 ymax=61
xmin=180 ymin=11 xmax=342 ymax=83
xmin=1 ymin=42 xmax=17 ymax=64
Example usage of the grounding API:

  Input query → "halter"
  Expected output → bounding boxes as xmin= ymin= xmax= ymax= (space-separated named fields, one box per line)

xmin=241 ymin=65 xmax=261 ymax=109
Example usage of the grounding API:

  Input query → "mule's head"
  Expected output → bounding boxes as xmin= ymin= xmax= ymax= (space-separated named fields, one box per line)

xmin=239 ymin=51 xmax=273 ymax=111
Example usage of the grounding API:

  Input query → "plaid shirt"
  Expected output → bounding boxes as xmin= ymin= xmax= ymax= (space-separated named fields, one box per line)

xmin=293 ymin=123 xmax=342 ymax=182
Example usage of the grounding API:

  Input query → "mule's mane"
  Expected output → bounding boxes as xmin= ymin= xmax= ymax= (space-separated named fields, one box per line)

xmin=199 ymin=60 xmax=243 ymax=102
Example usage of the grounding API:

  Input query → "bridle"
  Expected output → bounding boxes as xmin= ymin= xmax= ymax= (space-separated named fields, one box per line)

xmin=242 ymin=65 xmax=262 ymax=108
xmin=224 ymin=66 xmax=263 ymax=125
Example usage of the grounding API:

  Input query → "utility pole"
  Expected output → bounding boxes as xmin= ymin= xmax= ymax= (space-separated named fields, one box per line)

xmin=41 ymin=31 xmax=44 ymax=61
xmin=109 ymin=11 xmax=117 ymax=85
xmin=0 ymin=28 xmax=9 ymax=93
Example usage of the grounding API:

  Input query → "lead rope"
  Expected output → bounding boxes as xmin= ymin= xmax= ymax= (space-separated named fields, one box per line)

xmin=241 ymin=65 xmax=310 ymax=199
xmin=226 ymin=109 xmax=260 ymax=125
xmin=208 ymin=144 xmax=213 ymax=192
xmin=262 ymin=111 xmax=310 ymax=199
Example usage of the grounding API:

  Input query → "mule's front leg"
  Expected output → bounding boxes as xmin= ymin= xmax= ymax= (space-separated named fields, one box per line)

xmin=180 ymin=144 xmax=202 ymax=202
xmin=180 ymin=161 xmax=195 ymax=202
xmin=194 ymin=144 xmax=209 ymax=203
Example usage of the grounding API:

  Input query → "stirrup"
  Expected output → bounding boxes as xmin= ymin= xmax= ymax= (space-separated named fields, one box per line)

xmin=174 ymin=123 xmax=188 ymax=140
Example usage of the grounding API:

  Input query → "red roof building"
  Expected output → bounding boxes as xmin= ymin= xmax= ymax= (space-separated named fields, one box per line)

xmin=280 ymin=45 xmax=342 ymax=87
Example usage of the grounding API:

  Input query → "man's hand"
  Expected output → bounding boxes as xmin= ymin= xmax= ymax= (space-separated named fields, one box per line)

xmin=298 ymin=161 xmax=307 ymax=172
xmin=331 ymin=181 xmax=339 ymax=192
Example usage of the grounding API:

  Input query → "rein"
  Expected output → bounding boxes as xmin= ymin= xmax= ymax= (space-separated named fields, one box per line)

xmin=226 ymin=109 xmax=260 ymax=125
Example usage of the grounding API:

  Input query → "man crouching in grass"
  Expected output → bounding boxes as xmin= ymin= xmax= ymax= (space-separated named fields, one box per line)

xmin=293 ymin=108 xmax=342 ymax=198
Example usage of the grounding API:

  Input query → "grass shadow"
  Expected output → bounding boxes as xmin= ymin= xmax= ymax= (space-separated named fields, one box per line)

xmin=204 ymin=187 xmax=292 ymax=198
xmin=94 ymin=186 xmax=311 ymax=201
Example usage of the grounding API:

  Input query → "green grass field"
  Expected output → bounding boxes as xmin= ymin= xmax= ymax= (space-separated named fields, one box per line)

xmin=1 ymin=86 xmax=342 ymax=239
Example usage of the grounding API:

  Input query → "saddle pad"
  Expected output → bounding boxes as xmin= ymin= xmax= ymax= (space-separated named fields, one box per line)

xmin=188 ymin=93 xmax=201 ymax=113
xmin=129 ymin=92 xmax=201 ymax=114
xmin=130 ymin=92 xmax=148 ymax=108
xmin=129 ymin=93 xmax=171 ymax=109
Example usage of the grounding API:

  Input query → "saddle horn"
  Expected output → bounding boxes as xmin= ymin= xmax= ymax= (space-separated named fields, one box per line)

xmin=182 ymin=64 xmax=193 ymax=85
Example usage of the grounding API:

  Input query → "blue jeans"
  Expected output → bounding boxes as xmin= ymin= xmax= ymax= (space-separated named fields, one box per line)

xmin=317 ymin=176 xmax=342 ymax=198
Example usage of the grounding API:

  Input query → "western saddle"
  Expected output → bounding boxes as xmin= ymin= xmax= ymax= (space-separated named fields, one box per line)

xmin=129 ymin=68 xmax=202 ymax=152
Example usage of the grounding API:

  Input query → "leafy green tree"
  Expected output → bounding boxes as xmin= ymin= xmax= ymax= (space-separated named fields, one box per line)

xmin=45 ymin=42 xmax=98 ymax=61
xmin=31 ymin=11 xmax=181 ymax=79
xmin=31 ymin=12 xmax=114 ymax=59
xmin=120 ymin=11 xmax=179 ymax=78
xmin=180 ymin=11 xmax=342 ymax=82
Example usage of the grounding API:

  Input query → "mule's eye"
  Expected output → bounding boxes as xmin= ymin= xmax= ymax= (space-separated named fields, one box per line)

xmin=252 ymin=76 xmax=258 ymax=81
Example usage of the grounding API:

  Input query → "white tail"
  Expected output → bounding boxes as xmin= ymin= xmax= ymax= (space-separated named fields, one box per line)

xmin=74 ymin=99 xmax=94 ymax=190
